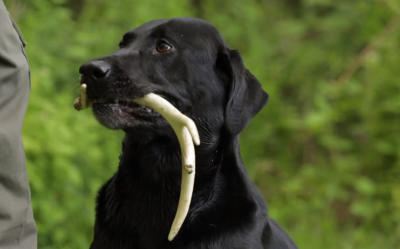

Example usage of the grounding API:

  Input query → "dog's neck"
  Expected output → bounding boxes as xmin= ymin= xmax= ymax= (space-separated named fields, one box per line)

xmin=105 ymin=129 xmax=258 ymax=247
xmin=113 ymin=130 xmax=221 ymax=218
xmin=120 ymin=124 xmax=224 ymax=179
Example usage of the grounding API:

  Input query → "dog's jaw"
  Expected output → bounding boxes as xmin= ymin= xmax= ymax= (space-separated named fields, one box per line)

xmin=92 ymin=101 xmax=162 ymax=130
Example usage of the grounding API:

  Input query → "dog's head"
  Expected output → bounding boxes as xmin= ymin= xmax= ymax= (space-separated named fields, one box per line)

xmin=79 ymin=17 xmax=268 ymax=140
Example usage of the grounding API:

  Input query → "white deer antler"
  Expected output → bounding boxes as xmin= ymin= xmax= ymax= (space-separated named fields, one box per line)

xmin=134 ymin=93 xmax=200 ymax=241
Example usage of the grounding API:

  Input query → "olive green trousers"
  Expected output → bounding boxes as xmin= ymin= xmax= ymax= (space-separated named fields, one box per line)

xmin=0 ymin=1 xmax=37 ymax=248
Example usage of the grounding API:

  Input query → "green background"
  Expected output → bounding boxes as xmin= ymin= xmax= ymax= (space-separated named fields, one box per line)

xmin=4 ymin=0 xmax=400 ymax=248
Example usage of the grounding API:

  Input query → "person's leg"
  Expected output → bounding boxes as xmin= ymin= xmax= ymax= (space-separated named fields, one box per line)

xmin=0 ymin=1 xmax=37 ymax=248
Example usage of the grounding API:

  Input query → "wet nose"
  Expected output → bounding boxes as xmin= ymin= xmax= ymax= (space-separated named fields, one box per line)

xmin=79 ymin=60 xmax=111 ymax=80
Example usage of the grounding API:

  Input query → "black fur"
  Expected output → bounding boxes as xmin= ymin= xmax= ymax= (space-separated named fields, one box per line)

xmin=79 ymin=17 xmax=298 ymax=249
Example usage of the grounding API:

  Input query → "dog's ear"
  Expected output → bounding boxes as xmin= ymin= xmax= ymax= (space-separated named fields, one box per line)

xmin=216 ymin=47 xmax=269 ymax=135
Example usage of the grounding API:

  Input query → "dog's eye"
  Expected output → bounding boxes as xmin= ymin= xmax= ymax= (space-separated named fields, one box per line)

xmin=156 ymin=41 xmax=172 ymax=53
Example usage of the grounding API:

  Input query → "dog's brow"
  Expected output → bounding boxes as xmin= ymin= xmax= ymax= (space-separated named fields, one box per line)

xmin=148 ymin=30 xmax=178 ymax=46
xmin=149 ymin=28 xmax=167 ymax=39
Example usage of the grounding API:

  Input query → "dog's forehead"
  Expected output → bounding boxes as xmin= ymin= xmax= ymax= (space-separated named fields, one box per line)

xmin=124 ymin=18 xmax=223 ymax=46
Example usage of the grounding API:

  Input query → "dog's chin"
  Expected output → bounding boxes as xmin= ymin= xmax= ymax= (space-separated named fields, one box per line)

xmin=92 ymin=102 xmax=165 ymax=131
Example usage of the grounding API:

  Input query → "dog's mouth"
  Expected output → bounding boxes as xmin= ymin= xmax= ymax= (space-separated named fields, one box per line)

xmin=73 ymin=84 xmax=183 ymax=130
xmin=91 ymin=99 xmax=158 ymax=114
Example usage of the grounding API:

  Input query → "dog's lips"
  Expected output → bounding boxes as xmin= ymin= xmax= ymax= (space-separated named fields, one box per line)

xmin=92 ymin=99 xmax=159 ymax=114
xmin=92 ymin=94 xmax=176 ymax=111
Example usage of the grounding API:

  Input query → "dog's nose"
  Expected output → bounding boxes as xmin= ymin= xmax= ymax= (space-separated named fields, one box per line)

xmin=79 ymin=60 xmax=111 ymax=80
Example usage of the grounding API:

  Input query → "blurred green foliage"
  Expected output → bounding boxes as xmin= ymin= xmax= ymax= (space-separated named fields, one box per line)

xmin=4 ymin=0 xmax=400 ymax=248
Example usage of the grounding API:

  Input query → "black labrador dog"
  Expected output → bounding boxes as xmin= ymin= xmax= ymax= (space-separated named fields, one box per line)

xmin=79 ymin=17 xmax=298 ymax=249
